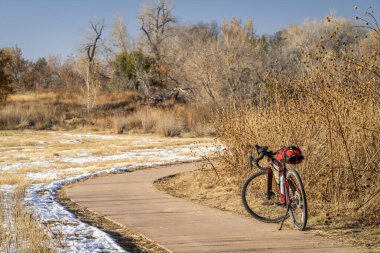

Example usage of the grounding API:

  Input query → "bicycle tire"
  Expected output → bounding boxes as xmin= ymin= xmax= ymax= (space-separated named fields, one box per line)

xmin=242 ymin=170 xmax=287 ymax=223
xmin=286 ymin=169 xmax=308 ymax=230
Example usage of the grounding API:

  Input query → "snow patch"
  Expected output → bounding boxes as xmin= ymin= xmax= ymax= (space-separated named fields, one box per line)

xmin=62 ymin=133 xmax=123 ymax=140
xmin=27 ymin=170 xmax=60 ymax=180
xmin=0 ymin=161 xmax=52 ymax=172
xmin=59 ymin=139 xmax=82 ymax=144
xmin=62 ymin=146 xmax=217 ymax=164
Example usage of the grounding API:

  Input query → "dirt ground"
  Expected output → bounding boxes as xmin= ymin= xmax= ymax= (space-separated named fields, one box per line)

xmin=154 ymin=165 xmax=380 ymax=253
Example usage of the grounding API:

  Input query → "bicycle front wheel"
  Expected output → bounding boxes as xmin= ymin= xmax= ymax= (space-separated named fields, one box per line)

xmin=286 ymin=169 xmax=308 ymax=230
xmin=242 ymin=170 xmax=287 ymax=223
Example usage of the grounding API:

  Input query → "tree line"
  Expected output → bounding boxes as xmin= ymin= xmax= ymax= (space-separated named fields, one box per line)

xmin=0 ymin=1 xmax=378 ymax=108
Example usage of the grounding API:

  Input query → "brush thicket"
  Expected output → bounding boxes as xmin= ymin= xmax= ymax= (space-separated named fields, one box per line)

xmin=213 ymin=31 xmax=380 ymax=225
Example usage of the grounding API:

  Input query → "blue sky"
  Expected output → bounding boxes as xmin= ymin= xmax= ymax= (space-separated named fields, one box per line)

xmin=0 ymin=0 xmax=379 ymax=60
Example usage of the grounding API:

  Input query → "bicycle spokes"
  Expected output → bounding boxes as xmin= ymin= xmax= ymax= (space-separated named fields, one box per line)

xmin=285 ymin=171 xmax=307 ymax=230
xmin=242 ymin=170 xmax=287 ymax=223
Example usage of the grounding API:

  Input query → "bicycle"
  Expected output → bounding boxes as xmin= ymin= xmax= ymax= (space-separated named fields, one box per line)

xmin=241 ymin=145 xmax=307 ymax=230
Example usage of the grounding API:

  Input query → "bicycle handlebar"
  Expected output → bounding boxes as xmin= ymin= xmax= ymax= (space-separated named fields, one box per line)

xmin=248 ymin=144 xmax=272 ymax=171
xmin=255 ymin=145 xmax=269 ymax=154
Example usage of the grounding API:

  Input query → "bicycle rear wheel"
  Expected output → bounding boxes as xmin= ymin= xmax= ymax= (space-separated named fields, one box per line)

xmin=241 ymin=170 xmax=287 ymax=223
xmin=286 ymin=169 xmax=308 ymax=230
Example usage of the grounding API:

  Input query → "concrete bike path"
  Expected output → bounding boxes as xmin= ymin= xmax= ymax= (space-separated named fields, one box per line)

xmin=66 ymin=163 xmax=363 ymax=253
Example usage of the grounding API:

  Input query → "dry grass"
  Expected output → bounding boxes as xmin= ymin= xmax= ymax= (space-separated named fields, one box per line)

xmin=113 ymin=105 xmax=215 ymax=137
xmin=0 ymin=103 xmax=57 ymax=130
xmin=95 ymin=90 xmax=141 ymax=105
xmin=0 ymin=173 xmax=26 ymax=185
xmin=1 ymin=91 xmax=214 ymax=137
xmin=8 ymin=92 xmax=58 ymax=103
xmin=155 ymin=111 xmax=184 ymax=137
xmin=1 ymin=185 xmax=57 ymax=253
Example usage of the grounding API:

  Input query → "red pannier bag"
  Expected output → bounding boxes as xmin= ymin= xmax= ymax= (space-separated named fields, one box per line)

xmin=275 ymin=146 xmax=304 ymax=164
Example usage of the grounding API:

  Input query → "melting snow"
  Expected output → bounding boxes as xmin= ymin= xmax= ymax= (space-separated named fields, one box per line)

xmin=0 ymin=161 xmax=52 ymax=172
xmin=62 ymin=145 xmax=213 ymax=164
xmin=59 ymin=139 xmax=82 ymax=144
xmin=26 ymin=170 xmax=60 ymax=180
xmin=62 ymin=133 xmax=123 ymax=140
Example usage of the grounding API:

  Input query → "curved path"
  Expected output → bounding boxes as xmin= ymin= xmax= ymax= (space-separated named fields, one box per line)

xmin=66 ymin=163 xmax=363 ymax=253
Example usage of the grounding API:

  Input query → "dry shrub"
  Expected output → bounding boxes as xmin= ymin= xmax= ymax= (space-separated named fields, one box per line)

xmin=113 ymin=116 xmax=129 ymax=134
xmin=2 ymin=90 xmax=214 ymax=135
xmin=0 ymin=103 xmax=57 ymax=130
xmin=1 ymin=91 xmax=143 ymax=132
xmin=113 ymin=108 xmax=161 ymax=134
xmin=179 ymin=105 xmax=216 ymax=137
xmin=95 ymin=90 xmax=141 ymax=105
xmin=113 ymin=104 xmax=214 ymax=137
xmin=119 ymin=108 xmax=183 ymax=136
xmin=155 ymin=110 xmax=184 ymax=137
xmin=137 ymin=109 xmax=157 ymax=133
xmin=113 ymin=114 xmax=142 ymax=134
xmin=213 ymin=35 xmax=380 ymax=226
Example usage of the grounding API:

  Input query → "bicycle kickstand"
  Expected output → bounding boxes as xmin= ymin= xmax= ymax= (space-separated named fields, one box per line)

xmin=278 ymin=204 xmax=290 ymax=230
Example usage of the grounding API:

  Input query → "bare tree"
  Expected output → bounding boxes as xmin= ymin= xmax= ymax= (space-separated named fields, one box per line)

xmin=103 ymin=15 xmax=131 ymax=63
xmin=83 ymin=20 xmax=104 ymax=113
xmin=138 ymin=0 xmax=176 ymax=62
xmin=180 ymin=19 xmax=262 ymax=103
xmin=111 ymin=15 xmax=131 ymax=54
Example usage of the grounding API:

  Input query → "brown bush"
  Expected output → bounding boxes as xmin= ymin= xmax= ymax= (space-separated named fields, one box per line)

xmin=113 ymin=114 xmax=142 ymax=134
xmin=112 ymin=104 xmax=215 ymax=137
xmin=0 ymin=103 xmax=57 ymax=130
xmin=213 ymin=34 xmax=380 ymax=225
xmin=155 ymin=110 xmax=184 ymax=137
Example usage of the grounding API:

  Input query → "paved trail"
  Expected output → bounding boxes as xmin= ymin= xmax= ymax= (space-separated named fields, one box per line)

xmin=66 ymin=163 xmax=363 ymax=253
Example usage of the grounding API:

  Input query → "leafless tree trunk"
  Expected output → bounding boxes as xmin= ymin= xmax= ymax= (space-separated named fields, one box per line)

xmin=84 ymin=20 xmax=104 ymax=113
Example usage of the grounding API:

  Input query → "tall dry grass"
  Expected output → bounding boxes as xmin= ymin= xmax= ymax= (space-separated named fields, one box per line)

xmin=0 ymin=103 xmax=57 ymax=130
xmin=213 ymin=32 xmax=380 ymax=225
xmin=114 ymin=105 xmax=215 ymax=137
xmin=1 ymin=90 xmax=214 ymax=136
xmin=0 ymin=186 xmax=56 ymax=253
